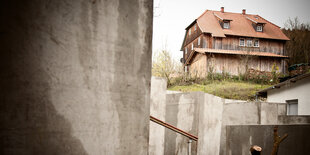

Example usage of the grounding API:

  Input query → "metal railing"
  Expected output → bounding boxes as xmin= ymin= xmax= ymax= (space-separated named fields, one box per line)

xmin=150 ymin=115 xmax=198 ymax=141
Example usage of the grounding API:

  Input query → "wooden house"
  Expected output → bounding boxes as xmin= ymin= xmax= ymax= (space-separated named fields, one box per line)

xmin=181 ymin=7 xmax=289 ymax=77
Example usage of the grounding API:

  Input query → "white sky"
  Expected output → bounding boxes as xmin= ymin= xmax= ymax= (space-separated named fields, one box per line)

xmin=152 ymin=0 xmax=310 ymax=62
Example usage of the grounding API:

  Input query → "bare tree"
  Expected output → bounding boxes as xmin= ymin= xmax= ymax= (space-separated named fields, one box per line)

xmin=283 ymin=17 xmax=310 ymax=66
xmin=271 ymin=126 xmax=288 ymax=155
xmin=152 ymin=49 xmax=176 ymax=86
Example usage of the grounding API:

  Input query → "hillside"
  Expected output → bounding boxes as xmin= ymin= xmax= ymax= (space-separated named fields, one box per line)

xmin=168 ymin=81 xmax=271 ymax=101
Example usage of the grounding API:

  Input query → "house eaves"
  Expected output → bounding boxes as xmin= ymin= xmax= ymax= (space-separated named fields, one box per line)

xmin=256 ymin=72 xmax=310 ymax=96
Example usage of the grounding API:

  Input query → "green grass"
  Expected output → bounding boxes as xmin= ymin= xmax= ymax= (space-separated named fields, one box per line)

xmin=168 ymin=80 xmax=271 ymax=101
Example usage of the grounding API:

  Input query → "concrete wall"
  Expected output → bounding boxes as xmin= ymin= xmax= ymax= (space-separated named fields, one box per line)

xmin=226 ymin=125 xmax=310 ymax=155
xmin=149 ymin=77 xmax=167 ymax=155
xmin=267 ymin=76 xmax=310 ymax=115
xmin=278 ymin=115 xmax=310 ymax=124
xmin=197 ymin=93 xmax=223 ymax=155
xmin=0 ymin=0 xmax=153 ymax=154
xmin=220 ymin=101 xmax=283 ymax=154
xmin=150 ymin=88 xmax=310 ymax=155
xmin=164 ymin=92 xmax=203 ymax=155
xmin=193 ymin=92 xmax=308 ymax=155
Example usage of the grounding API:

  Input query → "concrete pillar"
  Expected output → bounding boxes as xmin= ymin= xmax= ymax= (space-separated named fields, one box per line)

xmin=0 ymin=0 xmax=153 ymax=154
xmin=149 ymin=77 xmax=167 ymax=155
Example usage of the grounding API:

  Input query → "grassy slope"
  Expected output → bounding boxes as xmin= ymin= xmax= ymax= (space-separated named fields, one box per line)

xmin=168 ymin=81 xmax=271 ymax=101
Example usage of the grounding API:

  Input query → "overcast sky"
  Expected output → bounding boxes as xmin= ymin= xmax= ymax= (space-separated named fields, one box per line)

xmin=152 ymin=0 xmax=310 ymax=62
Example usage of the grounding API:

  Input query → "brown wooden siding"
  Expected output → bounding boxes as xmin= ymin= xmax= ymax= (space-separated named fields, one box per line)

xmin=219 ymin=36 xmax=285 ymax=55
xmin=189 ymin=53 xmax=207 ymax=77
xmin=190 ymin=53 xmax=283 ymax=76
xmin=184 ymin=34 xmax=204 ymax=61
xmin=184 ymin=23 xmax=202 ymax=47
xmin=182 ymin=28 xmax=286 ymax=75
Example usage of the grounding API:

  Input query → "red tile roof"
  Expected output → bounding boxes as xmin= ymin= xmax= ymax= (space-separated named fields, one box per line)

xmin=195 ymin=10 xmax=289 ymax=40
xmin=195 ymin=48 xmax=289 ymax=58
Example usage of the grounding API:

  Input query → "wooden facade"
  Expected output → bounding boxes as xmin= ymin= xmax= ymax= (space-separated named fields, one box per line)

xmin=182 ymin=21 xmax=287 ymax=76
xmin=189 ymin=53 xmax=283 ymax=77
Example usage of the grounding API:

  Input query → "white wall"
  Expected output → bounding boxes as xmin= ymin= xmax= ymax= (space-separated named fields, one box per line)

xmin=267 ymin=77 xmax=310 ymax=115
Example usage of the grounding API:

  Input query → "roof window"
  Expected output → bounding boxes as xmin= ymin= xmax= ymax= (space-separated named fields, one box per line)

xmin=223 ymin=21 xmax=230 ymax=29
xmin=257 ymin=25 xmax=263 ymax=32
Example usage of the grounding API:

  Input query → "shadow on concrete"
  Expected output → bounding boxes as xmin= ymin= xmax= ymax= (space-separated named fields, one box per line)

xmin=0 ymin=0 xmax=88 ymax=154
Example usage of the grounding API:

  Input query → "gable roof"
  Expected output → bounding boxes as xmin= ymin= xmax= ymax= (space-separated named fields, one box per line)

xmin=191 ymin=10 xmax=289 ymax=40
xmin=256 ymin=72 xmax=310 ymax=97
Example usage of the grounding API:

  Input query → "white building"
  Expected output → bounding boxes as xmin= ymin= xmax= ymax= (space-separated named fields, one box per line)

xmin=257 ymin=73 xmax=310 ymax=115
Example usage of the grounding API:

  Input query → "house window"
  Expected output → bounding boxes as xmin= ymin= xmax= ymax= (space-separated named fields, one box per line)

xmin=185 ymin=65 xmax=188 ymax=72
xmin=189 ymin=29 xmax=191 ymax=35
xmin=254 ymin=40 xmax=259 ymax=47
xmin=286 ymin=99 xmax=298 ymax=115
xmin=223 ymin=22 xmax=230 ymax=29
xmin=191 ymin=43 xmax=194 ymax=50
xmin=239 ymin=38 xmax=245 ymax=46
xmin=203 ymin=40 xmax=207 ymax=48
xmin=194 ymin=25 xmax=197 ymax=31
xmin=257 ymin=25 xmax=263 ymax=32
xmin=247 ymin=39 xmax=252 ymax=47
xmin=185 ymin=47 xmax=188 ymax=54
xmin=198 ymin=37 xmax=201 ymax=45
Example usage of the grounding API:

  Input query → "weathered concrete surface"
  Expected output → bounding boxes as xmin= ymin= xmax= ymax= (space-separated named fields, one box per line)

xmin=164 ymin=92 xmax=203 ymax=155
xmin=153 ymin=90 xmax=310 ymax=155
xmin=149 ymin=77 xmax=167 ymax=155
xmin=278 ymin=115 xmax=310 ymax=124
xmin=226 ymin=125 xmax=310 ymax=155
xmin=220 ymin=102 xmax=286 ymax=154
xmin=166 ymin=90 xmax=182 ymax=94
xmin=197 ymin=93 xmax=223 ymax=155
xmin=0 ymin=0 xmax=153 ymax=154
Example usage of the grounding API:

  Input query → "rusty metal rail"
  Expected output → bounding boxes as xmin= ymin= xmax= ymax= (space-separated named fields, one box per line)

xmin=150 ymin=116 xmax=198 ymax=141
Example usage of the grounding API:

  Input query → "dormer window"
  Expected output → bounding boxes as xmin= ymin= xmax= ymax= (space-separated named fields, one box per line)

xmin=257 ymin=25 xmax=263 ymax=32
xmin=223 ymin=21 xmax=230 ymax=29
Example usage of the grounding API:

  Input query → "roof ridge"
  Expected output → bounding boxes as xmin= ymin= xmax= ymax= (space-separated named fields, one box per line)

xmin=213 ymin=12 xmax=223 ymax=20
xmin=256 ymin=15 xmax=281 ymax=28
xmin=197 ymin=9 xmax=209 ymax=19
xmin=211 ymin=10 xmax=257 ymax=16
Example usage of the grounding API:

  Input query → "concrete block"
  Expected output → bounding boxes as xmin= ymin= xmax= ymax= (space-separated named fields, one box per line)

xmin=260 ymin=102 xmax=278 ymax=124
xmin=164 ymin=92 xmax=203 ymax=155
xmin=197 ymin=93 xmax=224 ymax=155
xmin=0 ymin=0 xmax=153 ymax=154
xmin=226 ymin=125 xmax=310 ymax=155
xmin=149 ymin=77 xmax=167 ymax=155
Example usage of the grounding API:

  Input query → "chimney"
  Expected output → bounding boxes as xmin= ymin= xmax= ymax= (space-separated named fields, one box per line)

xmin=242 ymin=9 xmax=246 ymax=15
xmin=221 ymin=7 xmax=224 ymax=13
